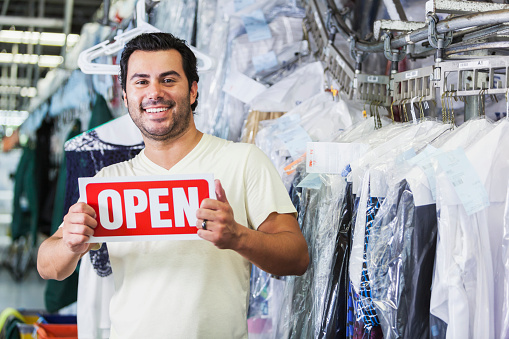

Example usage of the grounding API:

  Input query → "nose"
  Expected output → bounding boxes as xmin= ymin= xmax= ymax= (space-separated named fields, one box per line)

xmin=147 ymin=81 xmax=163 ymax=100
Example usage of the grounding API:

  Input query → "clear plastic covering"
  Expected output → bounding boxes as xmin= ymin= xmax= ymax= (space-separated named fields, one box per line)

xmin=193 ymin=0 xmax=230 ymax=137
xmin=194 ymin=0 xmax=309 ymax=141
xmin=502 ymin=180 xmax=509 ymax=338
xmin=272 ymin=174 xmax=349 ymax=338
xmin=249 ymin=61 xmax=324 ymax=113
xmin=152 ymin=0 xmax=196 ymax=43
xmin=247 ymin=267 xmax=287 ymax=338
xmin=431 ymin=163 xmax=494 ymax=339
xmin=430 ymin=119 xmax=509 ymax=339
xmin=366 ymin=179 xmax=438 ymax=339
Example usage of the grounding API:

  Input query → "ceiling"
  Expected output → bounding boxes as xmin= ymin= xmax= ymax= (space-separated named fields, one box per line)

xmin=0 ymin=0 xmax=104 ymax=34
xmin=0 ymin=0 xmax=104 ymax=114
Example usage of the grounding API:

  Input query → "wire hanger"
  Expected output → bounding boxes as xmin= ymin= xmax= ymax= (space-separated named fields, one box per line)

xmin=78 ymin=0 xmax=213 ymax=75
xmin=441 ymin=91 xmax=447 ymax=124
xmin=401 ymin=98 xmax=409 ymax=123
xmin=448 ymin=91 xmax=455 ymax=125
xmin=390 ymin=99 xmax=397 ymax=123
xmin=418 ymin=95 xmax=425 ymax=120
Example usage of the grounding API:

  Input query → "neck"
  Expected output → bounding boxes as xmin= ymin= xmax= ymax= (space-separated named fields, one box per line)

xmin=142 ymin=123 xmax=203 ymax=170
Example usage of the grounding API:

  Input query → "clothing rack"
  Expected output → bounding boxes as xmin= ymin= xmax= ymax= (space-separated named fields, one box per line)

xmin=305 ymin=0 xmax=509 ymax=108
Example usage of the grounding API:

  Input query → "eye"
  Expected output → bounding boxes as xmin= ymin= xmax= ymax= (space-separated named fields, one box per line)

xmin=135 ymin=80 xmax=148 ymax=85
xmin=163 ymin=78 xmax=175 ymax=84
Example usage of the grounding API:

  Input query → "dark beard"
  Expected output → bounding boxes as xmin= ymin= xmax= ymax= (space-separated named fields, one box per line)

xmin=127 ymin=94 xmax=192 ymax=142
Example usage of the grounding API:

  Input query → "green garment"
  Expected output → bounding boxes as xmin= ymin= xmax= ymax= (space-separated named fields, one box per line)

xmin=11 ymin=145 xmax=39 ymax=242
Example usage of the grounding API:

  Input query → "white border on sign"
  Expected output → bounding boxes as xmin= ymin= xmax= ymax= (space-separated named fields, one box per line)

xmin=78 ymin=173 xmax=216 ymax=243
xmin=88 ymin=234 xmax=201 ymax=243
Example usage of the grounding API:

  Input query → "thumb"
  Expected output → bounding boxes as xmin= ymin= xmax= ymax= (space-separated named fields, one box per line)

xmin=215 ymin=179 xmax=229 ymax=203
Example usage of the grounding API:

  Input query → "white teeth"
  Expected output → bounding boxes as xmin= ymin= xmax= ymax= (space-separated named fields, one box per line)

xmin=145 ymin=107 xmax=168 ymax=113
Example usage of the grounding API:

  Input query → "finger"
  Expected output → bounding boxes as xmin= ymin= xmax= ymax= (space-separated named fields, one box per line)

xmin=65 ymin=224 xmax=95 ymax=237
xmin=196 ymin=219 xmax=212 ymax=232
xmin=69 ymin=202 xmax=97 ymax=218
xmin=196 ymin=207 xmax=218 ymax=222
xmin=215 ymin=179 xmax=229 ymax=204
xmin=65 ymin=234 xmax=92 ymax=251
xmin=64 ymin=212 xmax=98 ymax=229
xmin=196 ymin=228 xmax=215 ymax=242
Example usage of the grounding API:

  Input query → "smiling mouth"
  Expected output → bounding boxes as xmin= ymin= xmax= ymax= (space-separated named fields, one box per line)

xmin=144 ymin=107 xmax=169 ymax=113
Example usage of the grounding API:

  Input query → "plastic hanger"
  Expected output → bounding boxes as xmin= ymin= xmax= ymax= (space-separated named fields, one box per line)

xmin=78 ymin=0 xmax=213 ymax=75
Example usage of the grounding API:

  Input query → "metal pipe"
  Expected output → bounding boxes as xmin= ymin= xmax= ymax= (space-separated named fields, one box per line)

xmin=33 ymin=0 xmax=45 ymax=88
xmin=0 ymin=0 xmax=11 ymax=30
xmin=445 ymin=41 xmax=509 ymax=55
xmin=353 ymin=9 xmax=509 ymax=53
xmin=102 ymin=0 xmax=111 ymax=26
xmin=0 ymin=15 xmax=64 ymax=28
xmin=1 ymin=0 xmax=10 ymax=16
xmin=61 ymin=0 xmax=74 ymax=62
xmin=26 ymin=0 xmax=36 ymax=107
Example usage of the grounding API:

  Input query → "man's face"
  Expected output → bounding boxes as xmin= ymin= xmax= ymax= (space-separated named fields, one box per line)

xmin=123 ymin=49 xmax=198 ymax=142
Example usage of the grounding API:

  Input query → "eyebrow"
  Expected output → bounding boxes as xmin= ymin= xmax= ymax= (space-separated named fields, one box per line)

xmin=129 ymin=70 xmax=182 ymax=81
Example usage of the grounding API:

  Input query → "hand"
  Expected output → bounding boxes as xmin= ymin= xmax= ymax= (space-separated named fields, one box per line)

xmin=195 ymin=179 xmax=244 ymax=250
xmin=61 ymin=202 xmax=98 ymax=254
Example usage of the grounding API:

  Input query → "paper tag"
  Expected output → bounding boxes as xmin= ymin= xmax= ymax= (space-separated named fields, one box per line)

xmin=234 ymin=0 xmax=254 ymax=11
xmin=252 ymin=51 xmax=278 ymax=72
xmin=436 ymin=148 xmax=490 ymax=215
xmin=297 ymin=173 xmax=323 ymax=189
xmin=306 ymin=142 xmax=369 ymax=174
xmin=242 ymin=10 xmax=272 ymax=42
xmin=276 ymin=125 xmax=312 ymax=160
xmin=407 ymin=145 xmax=442 ymax=200
xmin=222 ymin=70 xmax=267 ymax=103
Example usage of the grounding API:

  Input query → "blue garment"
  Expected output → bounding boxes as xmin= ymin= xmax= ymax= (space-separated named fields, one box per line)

xmin=357 ymin=196 xmax=383 ymax=329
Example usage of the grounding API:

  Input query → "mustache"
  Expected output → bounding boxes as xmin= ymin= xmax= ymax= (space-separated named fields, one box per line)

xmin=140 ymin=99 xmax=176 ymax=109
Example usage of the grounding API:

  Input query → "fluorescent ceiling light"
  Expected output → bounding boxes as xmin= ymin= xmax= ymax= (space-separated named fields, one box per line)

xmin=0 ymin=86 xmax=37 ymax=97
xmin=0 ymin=52 xmax=63 ymax=67
xmin=0 ymin=110 xmax=29 ymax=127
xmin=0 ymin=30 xmax=80 ymax=47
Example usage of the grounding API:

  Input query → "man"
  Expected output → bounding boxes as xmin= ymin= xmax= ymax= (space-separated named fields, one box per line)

xmin=37 ymin=32 xmax=309 ymax=338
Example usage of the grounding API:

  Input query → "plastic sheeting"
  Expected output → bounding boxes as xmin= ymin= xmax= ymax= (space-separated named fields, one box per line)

xmin=502 ymin=182 xmax=509 ymax=339
xmin=366 ymin=180 xmax=437 ymax=339
xmin=272 ymin=174 xmax=350 ymax=338
xmin=194 ymin=0 xmax=309 ymax=141
xmin=152 ymin=0 xmax=196 ymax=43
xmin=431 ymin=119 xmax=509 ymax=339
xmin=254 ymin=92 xmax=358 ymax=190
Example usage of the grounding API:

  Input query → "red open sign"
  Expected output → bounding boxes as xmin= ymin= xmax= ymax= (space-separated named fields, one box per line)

xmin=78 ymin=174 xmax=215 ymax=242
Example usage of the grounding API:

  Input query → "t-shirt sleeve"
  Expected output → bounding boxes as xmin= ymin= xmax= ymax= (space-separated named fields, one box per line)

xmin=243 ymin=145 xmax=297 ymax=229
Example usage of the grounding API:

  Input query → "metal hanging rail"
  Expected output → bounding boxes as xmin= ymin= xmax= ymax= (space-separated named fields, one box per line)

xmin=306 ymin=0 xmax=509 ymax=106
xmin=305 ymin=0 xmax=355 ymax=96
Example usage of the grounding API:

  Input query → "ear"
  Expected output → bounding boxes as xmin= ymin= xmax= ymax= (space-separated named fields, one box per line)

xmin=190 ymin=81 xmax=198 ymax=105
xmin=123 ymin=90 xmax=128 ymax=108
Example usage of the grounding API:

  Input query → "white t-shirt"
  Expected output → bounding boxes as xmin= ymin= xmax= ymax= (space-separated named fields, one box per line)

xmin=94 ymin=134 xmax=297 ymax=339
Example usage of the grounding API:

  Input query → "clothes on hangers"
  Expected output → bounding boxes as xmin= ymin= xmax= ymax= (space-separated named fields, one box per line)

xmin=65 ymin=113 xmax=144 ymax=339
xmin=431 ymin=119 xmax=509 ymax=339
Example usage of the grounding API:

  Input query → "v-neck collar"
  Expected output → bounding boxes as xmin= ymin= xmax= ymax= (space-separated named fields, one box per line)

xmin=138 ymin=133 xmax=209 ymax=174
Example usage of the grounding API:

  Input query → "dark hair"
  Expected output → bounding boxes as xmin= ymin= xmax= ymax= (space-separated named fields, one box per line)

xmin=120 ymin=32 xmax=199 ymax=111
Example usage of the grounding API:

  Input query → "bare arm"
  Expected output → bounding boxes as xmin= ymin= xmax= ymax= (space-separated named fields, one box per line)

xmin=196 ymin=180 xmax=309 ymax=276
xmin=37 ymin=202 xmax=98 ymax=281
